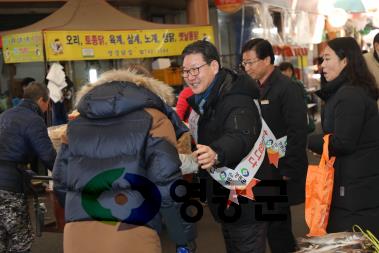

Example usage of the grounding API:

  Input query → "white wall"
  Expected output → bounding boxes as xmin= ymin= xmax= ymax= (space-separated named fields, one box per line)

xmin=14 ymin=62 xmax=45 ymax=83
xmin=0 ymin=51 xmax=45 ymax=93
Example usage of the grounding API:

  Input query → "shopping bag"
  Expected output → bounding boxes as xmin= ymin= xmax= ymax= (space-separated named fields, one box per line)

xmin=305 ymin=134 xmax=336 ymax=237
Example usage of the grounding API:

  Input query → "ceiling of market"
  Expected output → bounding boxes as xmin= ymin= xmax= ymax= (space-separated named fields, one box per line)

xmin=0 ymin=0 xmax=216 ymax=31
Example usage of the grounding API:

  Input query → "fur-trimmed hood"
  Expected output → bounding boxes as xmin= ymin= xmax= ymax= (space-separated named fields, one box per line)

xmin=75 ymin=69 xmax=176 ymax=119
xmin=75 ymin=69 xmax=175 ymax=107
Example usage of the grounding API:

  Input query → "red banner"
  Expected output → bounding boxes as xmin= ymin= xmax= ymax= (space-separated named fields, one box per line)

xmin=273 ymin=45 xmax=308 ymax=57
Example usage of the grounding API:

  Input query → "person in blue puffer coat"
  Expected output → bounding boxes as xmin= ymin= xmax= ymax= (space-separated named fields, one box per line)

xmin=53 ymin=69 xmax=196 ymax=253
xmin=0 ymin=82 xmax=56 ymax=253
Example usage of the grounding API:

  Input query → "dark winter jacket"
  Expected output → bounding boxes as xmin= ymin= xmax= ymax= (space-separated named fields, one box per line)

xmin=188 ymin=68 xmax=275 ymax=225
xmin=0 ymin=99 xmax=56 ymax=192
xmin=309 ymin=70 xmax=379 ymax=235
xmin=259 ymin=68 xmax=308 ymax=205
xmin=52 ymin=70 xmax=195 ymax=246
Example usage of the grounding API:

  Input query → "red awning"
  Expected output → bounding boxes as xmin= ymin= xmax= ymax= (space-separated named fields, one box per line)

xmin=273 ymin=45 xmax=308 ymax=57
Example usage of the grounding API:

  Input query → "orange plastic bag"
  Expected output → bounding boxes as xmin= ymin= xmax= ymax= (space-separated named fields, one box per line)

xmin=305 ymin=134 xmax=336 ymax=237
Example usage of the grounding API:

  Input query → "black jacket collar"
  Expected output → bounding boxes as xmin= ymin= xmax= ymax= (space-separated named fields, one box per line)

xmin=316 ymin=70 xmax=349 ymax=101
xmin=259 ymin=68 xmax=281 ymax=99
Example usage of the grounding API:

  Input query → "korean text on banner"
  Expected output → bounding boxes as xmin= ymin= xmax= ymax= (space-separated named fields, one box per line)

xmin=2 ymin=32 xmax=44 ymax=63
xmin=44 ymin=26 xmax=214 ymax=61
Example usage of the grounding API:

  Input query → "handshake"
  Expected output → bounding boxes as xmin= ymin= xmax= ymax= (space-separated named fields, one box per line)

xmin=177 ymin=133 xmax=218 ymax=175
xmin=179 ymin=154 xmax=199 ymax=175
xmin=179 ymin=144 xmax=219 ymax=175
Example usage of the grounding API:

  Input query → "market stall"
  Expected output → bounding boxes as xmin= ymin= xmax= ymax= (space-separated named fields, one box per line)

xmin=1 ymin=0 xmax=214 ymax=89
xmin=1 ymin=0 xmax=214 ymax=63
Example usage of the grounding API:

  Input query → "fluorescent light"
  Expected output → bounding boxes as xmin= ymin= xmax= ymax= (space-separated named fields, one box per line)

xmin=252 ymin=28 xmax=264 ymax=34
xmin=89 ymin=68 xmax=98 ymax=83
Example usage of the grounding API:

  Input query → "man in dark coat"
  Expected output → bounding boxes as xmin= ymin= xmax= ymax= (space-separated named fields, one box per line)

xmin=242 ymin=38 xmax=308 ymax=253
xmin=183 ymin=40 xmax=272 ymax=253
xmin=0 ymin=82 xmax=56 ymax=253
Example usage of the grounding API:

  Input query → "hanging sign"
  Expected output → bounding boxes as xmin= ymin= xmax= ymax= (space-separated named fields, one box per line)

xmin=44 ymin=26 xmax=214 ymax=61
xmin=2 ymin=32 xmax=44 ymax=63
xmin=215 ymin=0 xmax=244 ymax=14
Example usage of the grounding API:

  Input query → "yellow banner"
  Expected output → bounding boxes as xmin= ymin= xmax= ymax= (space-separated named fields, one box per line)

xmin=44 ymin=26 xmax=214 ymax=61
xmin=297 ymin=55 xmax=308 ymax=68
xmin=2 ymin=32 xmax=44 ymax=63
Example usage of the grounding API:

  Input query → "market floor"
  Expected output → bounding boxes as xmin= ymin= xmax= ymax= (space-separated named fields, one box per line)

xmin=31 ymin=203 xmax=308 ymax=253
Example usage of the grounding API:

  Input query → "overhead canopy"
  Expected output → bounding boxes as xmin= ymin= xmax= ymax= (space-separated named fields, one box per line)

xmin=1 ymin=0 xmax=190 ymax=35
xmin=1 ymin=0 xmax=214 ymax=63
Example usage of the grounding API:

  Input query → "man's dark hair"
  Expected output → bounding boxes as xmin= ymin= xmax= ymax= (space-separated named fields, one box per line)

xmin=374 ymin=32 xmax=379 ymax=45
xmin=181 ymin=40 xmax=221 ymax=69
xmin=242 ymin=38 xmax=275 ymax=64
xmin=23 ymin=82 xmax=49 ymax=102
xmin=278 ymin=62 xmax=295 ymax=77
xmin=20 ymin=77 xmax=36 ymax=88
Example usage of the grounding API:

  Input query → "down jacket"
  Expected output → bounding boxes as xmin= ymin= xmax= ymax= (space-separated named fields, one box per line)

xmin=0 ymin=99 xmax=56 ymax=192
xmin=187 ymin=68 xmax=277 ymax=225
xmin=258 ymin=68 xmax=308 ymax=205
xmin=53 ymin=70 xmax=195 ymax=252
xmin=309 ymin=70 xmax=379 ymax=235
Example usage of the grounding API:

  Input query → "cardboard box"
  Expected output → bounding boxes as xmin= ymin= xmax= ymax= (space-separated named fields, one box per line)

xmin=152 ymin=67 xmax=183 ymax=86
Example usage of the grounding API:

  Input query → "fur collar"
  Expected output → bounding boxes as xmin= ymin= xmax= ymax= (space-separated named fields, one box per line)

xmin=75 ymin=69 xmax=175 ymax=107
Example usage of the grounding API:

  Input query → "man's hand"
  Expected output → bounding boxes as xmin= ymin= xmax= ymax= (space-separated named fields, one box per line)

xmin=193 ymin=144 xmax=218 ymax=169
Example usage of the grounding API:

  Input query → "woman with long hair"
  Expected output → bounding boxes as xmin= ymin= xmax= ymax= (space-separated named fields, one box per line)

xmin=309 ymin=37 xmax=379 ymax=235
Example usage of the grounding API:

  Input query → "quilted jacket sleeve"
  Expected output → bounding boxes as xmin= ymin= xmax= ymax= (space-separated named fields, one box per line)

xmin=26 ymin=116 xmax=57 ymax=169
xmin=144 ymin=108 xmax=196 ymax=245
xmin=52 ymin=143 xmax=70 ymax=208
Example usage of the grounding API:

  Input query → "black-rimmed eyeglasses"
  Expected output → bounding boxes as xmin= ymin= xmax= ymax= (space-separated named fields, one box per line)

xmin=181 ymin=63 xmax=208 ymax=78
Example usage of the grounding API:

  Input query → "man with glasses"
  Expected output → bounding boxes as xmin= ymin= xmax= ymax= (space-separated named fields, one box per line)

xmin=181 ymin=40 xmax=270 ymax=253
xmin=241 ymin=38 xmax=308 ymax=253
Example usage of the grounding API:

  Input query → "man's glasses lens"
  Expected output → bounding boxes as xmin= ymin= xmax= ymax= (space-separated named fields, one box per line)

xmin=241 ymin=59 xmax=260 ymax=67
xmin=181 ymin=63 xmax=208 ymax=77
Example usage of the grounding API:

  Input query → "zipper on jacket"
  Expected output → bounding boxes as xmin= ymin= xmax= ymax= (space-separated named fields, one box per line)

xmin=233 ymin=115 xmax=238 ymax=129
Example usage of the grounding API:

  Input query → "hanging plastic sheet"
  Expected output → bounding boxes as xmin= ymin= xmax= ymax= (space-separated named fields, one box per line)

xmin=248 ymin=3 xmax=284 ymax=45
xmin=283 ymin=9 xmax=325 ymax=45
